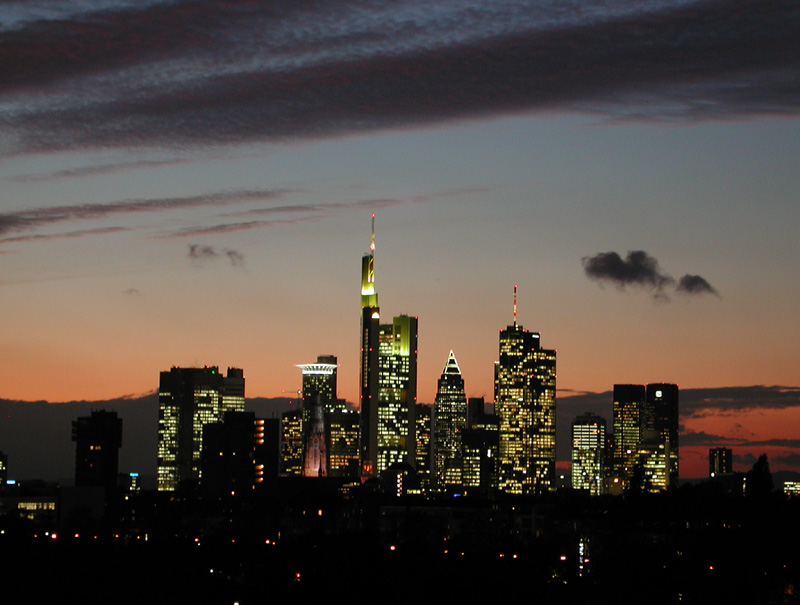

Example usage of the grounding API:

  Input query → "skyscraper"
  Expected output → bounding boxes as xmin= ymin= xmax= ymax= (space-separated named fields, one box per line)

xmin=611 ymin=383 xmax=679 ymax=492
xmin=571 ymin=413 xmax=606 ymax=496
xmin=358 ymin=216 xmax=417 ymax=478
xmin=461 ymin=397 xmax=499 ymax=492
xmin=157 ymin=366 xmax=245 ymax=491
xmin=360 ymin=215 xmax=381 ymax=477
xmin=376 ymin=314 xmax=418 ymax=473
xmin=642 ymin=383 xmax=679 ymax=489
xmin=709 ymin=447 xmax=733 ymax=478
xmin=494 ymin=287 xmax=557 ymax=495
xmin=297 ymin=356 xmax=338 ymax=478
xmin=415 ymin=403 xmax=433 ymax=490
xmin=72 ymin=409 xmax=123 ymax=495
xmin=433 ymin=350 xmax=467 ymax=489
xmin=611 ymin=384 xmax=646 ymax=489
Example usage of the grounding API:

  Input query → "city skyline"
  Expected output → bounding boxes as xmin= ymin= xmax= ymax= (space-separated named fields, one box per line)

xmin=1 ymin=1 xmax=799 ymax=482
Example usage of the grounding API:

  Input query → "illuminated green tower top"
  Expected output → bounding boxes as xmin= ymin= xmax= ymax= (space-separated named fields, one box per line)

xmin=361 ymin=213 xmax=379 ymax=309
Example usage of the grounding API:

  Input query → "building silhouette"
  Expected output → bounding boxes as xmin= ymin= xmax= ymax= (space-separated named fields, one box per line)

xmin=461 ymin=397 xmax=499 ymax=492
xmin=710 ymin=447 xmax=733 ymax=478
xmin=157 ymin=366 xmax=245 ymax=491
xmin=571 ymin=413 xmax=606 ymax=495
xmin=494 ymin=287 xmax=557 ymax=495
xmin=433 ymin=350 xmax=467 ymax=489
xmin=254 ymin=417 xmax=280 ymax=484
xmin=415 ymin=403 xmax=433 ymax=491
xmin=201 ymin=410 xmax=256 ymax=497
xmin=358 ymin=216 xmax=418 ymax=478
xmin=72 ymin=410 xmax=122 ymax=494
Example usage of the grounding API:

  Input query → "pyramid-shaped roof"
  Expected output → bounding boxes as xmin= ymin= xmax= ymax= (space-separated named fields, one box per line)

xmin=442 ymin=350 xmax=462 ymax=375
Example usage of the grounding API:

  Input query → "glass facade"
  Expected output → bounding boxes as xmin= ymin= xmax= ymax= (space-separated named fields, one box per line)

xmin=495 ymin=324 xmax=557 ymax=495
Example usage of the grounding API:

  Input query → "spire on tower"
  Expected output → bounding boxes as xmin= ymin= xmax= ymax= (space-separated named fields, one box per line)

xmin=513 ymin=284 xmax=518 ymax=327
xmin=360 ymin=214 xmax=379 ymax=308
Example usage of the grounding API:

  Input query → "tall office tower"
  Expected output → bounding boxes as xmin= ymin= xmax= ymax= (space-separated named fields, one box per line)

xmin=360 ymin=215 xmax=381 ymax=477
xmin=376 ymin=314 xmax=418 ymax=472
xmin=612 ymin=384 xmax=646 ymax=489
xmin=433 ymin=350 xmax=467 ymax=489
xmin=495 ymin=287 xmax=557 ymax=495
xmin=642 ymin=383 xmax=679 ymax=489
xmin=201 ymin=411 xmax=256 ymax=497
xmin=280 ymin=409 xmax=304 ymax=476
xmin=415 ymin=404 xmax=433 ymax=490
xmin=157 ymin=366 xmax=245 ymax=491
xmin=571 ymin=413 xmax=606 ymax=496
xmin=328 ymin=406 xmax=361 ymax=478
xmin=72 ymin=410 xmax=123 ymax=494
xmin=358 ymin=216 xmax=418 ymax=477
xmin=709 ymin=447 xmax=733 ymax=478
xmin=297 ymin=357 xmax=338 ymax=478
xmin=461 ymin=397 xmax=499 ymax=491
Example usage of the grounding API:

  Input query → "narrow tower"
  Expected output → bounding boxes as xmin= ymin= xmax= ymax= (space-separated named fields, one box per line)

xmin=359 ymin=215 xmax=380 ymax=477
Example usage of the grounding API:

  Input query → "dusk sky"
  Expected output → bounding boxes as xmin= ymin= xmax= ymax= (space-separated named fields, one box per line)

xmin=1 ymin=0 xmax=799 ymax=479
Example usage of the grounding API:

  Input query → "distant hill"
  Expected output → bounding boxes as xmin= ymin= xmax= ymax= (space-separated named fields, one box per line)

xmin=0 ymin=395 xmax=294 ymax=485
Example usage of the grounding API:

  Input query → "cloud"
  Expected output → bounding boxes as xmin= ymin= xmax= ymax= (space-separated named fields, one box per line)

xmin=559 ymin=385 xmax=800 ymax=421
xmin=188 ymin=244 xmax=245 ymax=267
xmin=0 ymin=226 xmax=130 ymax=244
xmin=681 ymin=385 xmax=800 ymax=418
xmin=581 ymin=250 xmax=675 ymax=298
xmin=225 ymin=249 xmax=244 ymax=267
xmin=677 ymin=274 xmax=720 ymax=296
xmin=1 ymin=0 xmax=798 ymax=153
xmin=582 ymin=250 xmax=719 ymax=300
xmin=0 ymin=188 xmax=288 ymax=238
xmin=188 ymin=244 xmax=217 ymax=261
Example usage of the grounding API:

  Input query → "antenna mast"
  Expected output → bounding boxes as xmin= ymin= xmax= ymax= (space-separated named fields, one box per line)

xmin=513 ymin=284 xmax=518 ymax=327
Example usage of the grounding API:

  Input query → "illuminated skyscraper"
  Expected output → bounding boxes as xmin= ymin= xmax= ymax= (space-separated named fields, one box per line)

xmin=641 ymin=383 xmax=679 ymax=490
xmin=376 ymin=314 xmax=418 ymax=472
xmin=358 ymin=216 xmax=417 ymax=477
xmin=494 ymin=287 xmax=557 ymax=495
xmin=434 ymin=350 xmax=467 ymax=489
xmin=157 ymin=366 xmax=245 ymax=491
xmin=281 ymin=409 xmax=303 ymax=476
xmin=571 ymin=413 xmax=606 ymax=495
xmin=611 ymin=383 xmax=679 ymax=492
xmin=297 ymin=356 xmax=338 ymax=478
xmin=360 ymin=215 xmax=381 ymax=477
xmin=611 ymin=384 xmax=645 ymax=489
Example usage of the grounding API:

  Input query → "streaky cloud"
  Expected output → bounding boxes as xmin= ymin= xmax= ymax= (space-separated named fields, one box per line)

xmin=1 ymin=0 xmax=798 ymax=152
xmin=0 ymin=188 xmax=289 ymax=237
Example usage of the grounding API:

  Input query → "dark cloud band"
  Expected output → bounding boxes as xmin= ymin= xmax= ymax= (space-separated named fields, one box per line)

xmin=1 ymin=0 xmax=798 ymax=152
